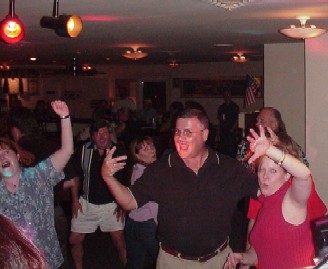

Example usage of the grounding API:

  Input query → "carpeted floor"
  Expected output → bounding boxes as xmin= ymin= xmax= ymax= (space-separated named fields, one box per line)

xmin=60 ymin=228 xmax=156 ymax=269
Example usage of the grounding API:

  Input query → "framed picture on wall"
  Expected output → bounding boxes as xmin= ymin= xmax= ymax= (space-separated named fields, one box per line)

xmin=28 ymin=79 xmax=39 ymax=96
xmin=180 ymin=77 xmax=262 ymax=98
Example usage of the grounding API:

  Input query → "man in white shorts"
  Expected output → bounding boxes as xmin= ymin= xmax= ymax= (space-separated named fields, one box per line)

xmin=68 ymin=119 xmax=127 ymax=269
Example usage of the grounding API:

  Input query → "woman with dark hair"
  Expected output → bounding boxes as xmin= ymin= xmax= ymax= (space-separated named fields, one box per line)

xmin=0 ymin=214 xmax=48 ymax=269
xmin=224 ymin=125 xmax=324 ymax=269
xmin=124 ymin=136 xmax=159 ymax=269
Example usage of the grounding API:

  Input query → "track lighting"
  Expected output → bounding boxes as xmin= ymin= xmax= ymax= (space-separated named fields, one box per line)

xmin=40 ymin=0 xmax=83 ymax=38
xmin=0 ymin=0 xmax=24 ymax=44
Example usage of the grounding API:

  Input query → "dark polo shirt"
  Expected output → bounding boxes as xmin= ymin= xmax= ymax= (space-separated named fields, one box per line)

xmin=70 ymin=142 xmax=127 ymax=205
xmin=129 ymin=149 xmax=258 ymax=257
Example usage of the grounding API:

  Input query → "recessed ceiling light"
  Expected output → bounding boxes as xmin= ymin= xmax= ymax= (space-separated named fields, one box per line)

xmin=106 ymin=57 xmax=110 ymax=61
xmin=30 ymin=57 xmax=37 ymax=61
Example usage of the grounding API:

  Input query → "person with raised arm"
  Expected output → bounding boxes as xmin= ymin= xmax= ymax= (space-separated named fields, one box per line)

xmin=224 ymin=125 xmax=319 ymax=269
xmin=0 ymin=100 xmax=73 ymax=269
xmin=101 ymin=108 xmax=258 ymax=269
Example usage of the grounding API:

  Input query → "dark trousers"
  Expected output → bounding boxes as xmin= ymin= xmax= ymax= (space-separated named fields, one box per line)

xmin=125 ymin=217 xmax=159 ymax=269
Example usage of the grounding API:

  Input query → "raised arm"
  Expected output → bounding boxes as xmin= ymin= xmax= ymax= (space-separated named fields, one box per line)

xmin=101 ymin=146 xmax=137 ymax=211
xmin=50 ymin=100 xmax=74 ymax=172
xmin=247 ymin=125 xmax=311 ymax=206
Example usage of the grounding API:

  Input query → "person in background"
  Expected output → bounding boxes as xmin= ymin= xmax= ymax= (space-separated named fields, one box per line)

xmin=69 ymin=119 xmax=127 ymax=269
xmin=224 ymin=125 xmax=323 ymax=269
xmin=158 ymin=101 xmax=184 ymax=156
xmin=137 ymin=99 xmax=158 ymax=126
xmin=115 ymin=107 xmax=141 ymax=150
xmin=236 ymin=107 xmax=308 ymax=169
xmin=0 ymin=213 xmax=48 ymax=269
xmin=92 ymin=99 xmax=112 ymax=121
xmin=217 ymin=89 xmax=240 ymax=158
xmin=125 ymin=136 xmax=159 ymax=269
xmin=76 ymin=103 xmax=118 ymax=146
xmin=0 ymin=100 xmax=73 ymax=269
xmin=159 ymin=101 xmax=184 ymax=134
xmin=112 ymin=86 xmax=136 ymax=114
xmin=34 ymin=100 xmax=51 ymax=132
xmin=101 ymin=108 xmax=258 ymax=269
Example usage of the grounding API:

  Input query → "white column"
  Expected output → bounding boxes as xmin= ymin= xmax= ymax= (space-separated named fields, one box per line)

xmin=305 ymin=34 xmax=328 ymax=206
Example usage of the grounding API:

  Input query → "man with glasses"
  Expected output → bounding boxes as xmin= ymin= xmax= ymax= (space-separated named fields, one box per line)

xmin=101 ymin=108 xmax=258 ymax=269
xmin=68 ymin=119 xmax=127 ymax=269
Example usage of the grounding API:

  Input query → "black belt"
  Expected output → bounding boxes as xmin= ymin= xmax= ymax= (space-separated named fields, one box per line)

xmin=160 ymin=239 xmax=228 ymax=263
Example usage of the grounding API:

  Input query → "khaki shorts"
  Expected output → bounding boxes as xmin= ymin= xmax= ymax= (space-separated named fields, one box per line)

xmin=71 ymin=197 xmax=124 ymax=233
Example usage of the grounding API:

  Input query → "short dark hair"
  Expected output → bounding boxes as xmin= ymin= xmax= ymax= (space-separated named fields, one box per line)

xmin=177 ymin=108 xmax=209 ymax=129
xmin=89 ymin=119 xmax=113 ymax=136
xmin=7 ymin=107 xmax=39 ymax=135
xmin=130 ymin=136 xmax=154 ymax=164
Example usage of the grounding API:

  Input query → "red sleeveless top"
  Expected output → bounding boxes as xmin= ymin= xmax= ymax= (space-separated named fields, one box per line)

xmin=250 ymin=182 xmax=316 ymax=269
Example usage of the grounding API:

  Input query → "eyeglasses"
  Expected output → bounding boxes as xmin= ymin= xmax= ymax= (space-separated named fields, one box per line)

xmin=172 ymin=128 xmax=204 ymax=138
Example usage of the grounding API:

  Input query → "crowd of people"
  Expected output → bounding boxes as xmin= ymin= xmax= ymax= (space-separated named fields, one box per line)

xmin=0 ymin=95 xmax=326 ymax=269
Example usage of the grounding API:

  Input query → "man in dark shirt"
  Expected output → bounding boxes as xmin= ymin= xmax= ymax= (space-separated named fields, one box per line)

xmin=217 ymin=89 xmax=240 ymax=158
xmin=69 ymin=119 xmax=127 ymax=269
xmin=101 ymin=108 xmax=258 ymax=269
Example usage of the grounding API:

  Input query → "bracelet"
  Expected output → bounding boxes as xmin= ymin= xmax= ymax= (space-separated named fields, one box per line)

xmin=275 ymin=151 xmax=286 ymax=166
xmin=60 ymin=115 xmax=70 ymax=119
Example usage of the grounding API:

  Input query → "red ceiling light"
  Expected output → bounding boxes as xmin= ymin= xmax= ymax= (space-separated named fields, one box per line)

xmin=0 ymin=0 xmax=24 ymax=44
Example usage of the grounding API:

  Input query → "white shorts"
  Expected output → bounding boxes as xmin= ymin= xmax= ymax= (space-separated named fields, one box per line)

xmin=71 ymin=197 xmax=125 ymax=233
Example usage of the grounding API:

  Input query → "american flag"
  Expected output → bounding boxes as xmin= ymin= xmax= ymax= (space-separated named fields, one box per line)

xmin=244 ymin=74 xmax=259 ymax=107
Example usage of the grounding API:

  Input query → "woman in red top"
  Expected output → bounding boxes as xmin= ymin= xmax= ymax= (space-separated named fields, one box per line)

xmin=224 ymin=125 xmax=319 ymax=269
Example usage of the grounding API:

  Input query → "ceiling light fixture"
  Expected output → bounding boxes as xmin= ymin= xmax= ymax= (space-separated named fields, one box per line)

xmin=40 ymin=0 xmax=83 ymax=38
xmin=122 ymin=46 xmax=148 ymax=60
xmin=279 ymin=16 xmax=327 ymax=39
xmin=0 ymin=0 xmax=24 ymax=44
xmin=232 ymin=52 xmax=248 ymax=63
xmin=206 ymin=0 xmax=254 ymax=11
xmin=168 ymin=60 xmax=180 ymax=69
xmin=0 ymin=64 xmax=10 ymax=71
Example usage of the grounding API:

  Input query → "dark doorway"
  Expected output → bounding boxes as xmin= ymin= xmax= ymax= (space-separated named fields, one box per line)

xmin=142 ymin=81 xmax=166 ymax=115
